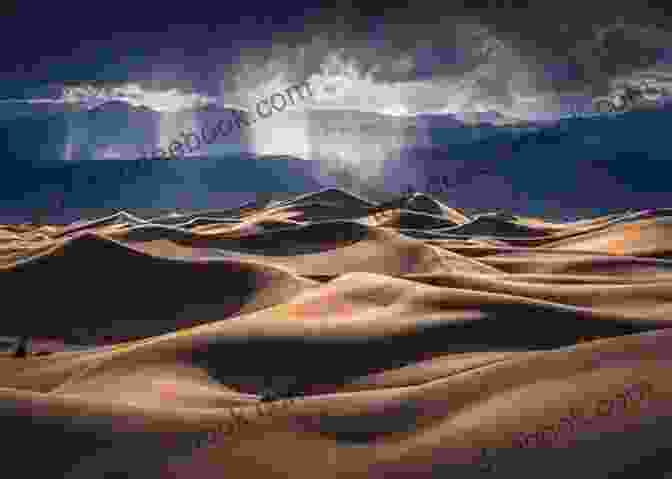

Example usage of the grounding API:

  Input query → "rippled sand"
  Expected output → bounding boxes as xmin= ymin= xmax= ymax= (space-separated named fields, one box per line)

xmin=1 ymin=189 xmax=671 ymax=477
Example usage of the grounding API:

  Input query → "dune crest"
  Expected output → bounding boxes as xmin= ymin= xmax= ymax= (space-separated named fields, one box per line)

xmin=1 ymin=189 xmax=671 ymax=477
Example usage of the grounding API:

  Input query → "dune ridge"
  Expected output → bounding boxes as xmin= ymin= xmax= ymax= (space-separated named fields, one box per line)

xmin=1 ymin=188 xmax=671 ymax=477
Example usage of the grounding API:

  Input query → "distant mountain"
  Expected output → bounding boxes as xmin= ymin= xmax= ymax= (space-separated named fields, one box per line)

xmin=297 ymin=109 xmax=533 ymax=148
xmin=455 ymin=109 xmax=524 ymax=126
xmin=0 ymin=154 xmax=326 ymax=224
xmin=0 ymin=100 xmax=253 ymax=162
xmin=413 ymin=113 xmax=465 ymax=129
xmin=303 ymin=108 xmax=415 ymax=135
xmin=2 ymin=102 xmax=672 ymax=222
xmin=0 ymin=102 xmax=557 ymax=165
xmin=381 ymin=107 xmax=672 ymax=217
xmin=87 ymin=100 xmax=156 ymax=113
xmin=0 ymin=100 xmax=83 ymax=120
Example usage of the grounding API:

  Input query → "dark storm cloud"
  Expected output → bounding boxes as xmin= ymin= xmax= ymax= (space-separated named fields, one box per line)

xmin=266 ymin=5 xmax=672 ymax=112
xmin=1 ymin=3 xmax=670 ymax=109
xmin=479 ymin=6 xmax=672 ymax=97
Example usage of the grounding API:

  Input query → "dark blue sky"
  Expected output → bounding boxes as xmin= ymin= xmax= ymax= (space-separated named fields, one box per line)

xmin=2 ymin=2 xmax=671 ymax=104
xmin=1 ymin=2 xmax=671 ymax=219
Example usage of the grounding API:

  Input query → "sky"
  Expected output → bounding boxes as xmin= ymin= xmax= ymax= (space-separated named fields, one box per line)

xmin=2 ymin=2 xmax=672 ymax=120
xmin=1 ymin=2 xmax=671 ymax=219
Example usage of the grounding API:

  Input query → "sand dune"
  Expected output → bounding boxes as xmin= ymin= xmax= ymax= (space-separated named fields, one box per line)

xmin=1 ymin=188 xmax=671 ymax=477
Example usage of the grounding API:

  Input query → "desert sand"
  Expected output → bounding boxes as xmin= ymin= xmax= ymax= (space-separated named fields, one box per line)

xmin=1 ymin=189 xmax=671 ymax=477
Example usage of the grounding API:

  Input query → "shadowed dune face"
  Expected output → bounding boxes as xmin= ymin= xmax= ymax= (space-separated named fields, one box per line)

xmin=0 ymin=233 xmax=317 ymax=343
xmin=1 ymin=189 xmax=672 ymax=477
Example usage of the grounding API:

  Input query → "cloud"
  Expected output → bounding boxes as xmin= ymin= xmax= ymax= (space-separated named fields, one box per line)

xmin=221 ymin=30 xmax=538 ymax=118
xmin=8 ymin=12 xmax=672 ymax=123
xmin=50 ymin=82 xmax=215 ymax=112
